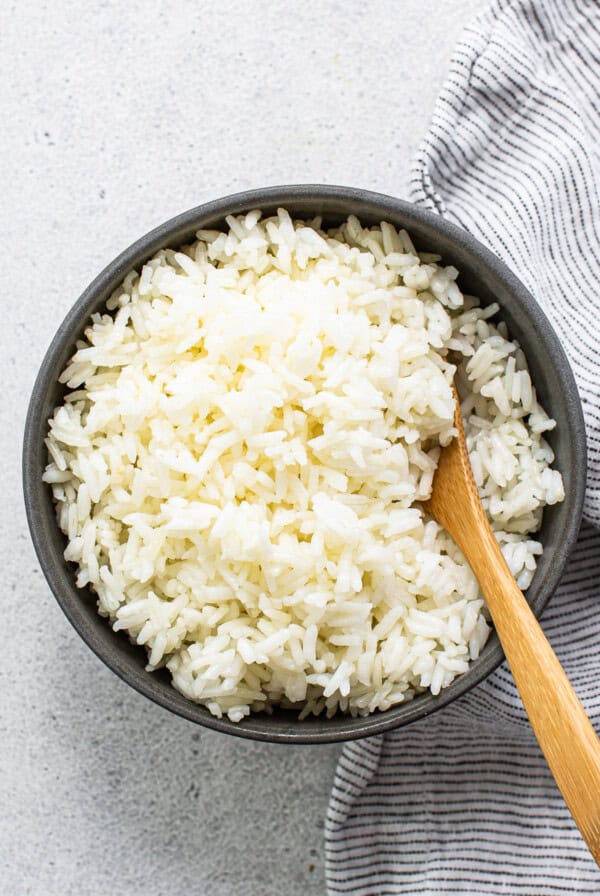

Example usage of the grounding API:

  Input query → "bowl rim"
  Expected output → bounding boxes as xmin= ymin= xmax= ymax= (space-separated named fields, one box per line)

xmin=22 ymin=184 xmax=587 ymax=744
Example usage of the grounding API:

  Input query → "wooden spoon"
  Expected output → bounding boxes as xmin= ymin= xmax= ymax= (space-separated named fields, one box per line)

xmin=423 ymin=384 xmax=600 ymax=866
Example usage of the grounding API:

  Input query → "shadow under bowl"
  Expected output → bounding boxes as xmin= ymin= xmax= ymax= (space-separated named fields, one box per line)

xmin=23 ymin=185 xmax=587 ymax=743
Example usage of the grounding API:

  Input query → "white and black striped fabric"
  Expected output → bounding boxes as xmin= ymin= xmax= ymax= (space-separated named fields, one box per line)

xmin=325 ymin=1 xmax=600 ymax=892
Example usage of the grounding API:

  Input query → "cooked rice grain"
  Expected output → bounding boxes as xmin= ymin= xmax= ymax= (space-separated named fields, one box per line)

xmin=44 ymin=210 xmax=564 ymax=721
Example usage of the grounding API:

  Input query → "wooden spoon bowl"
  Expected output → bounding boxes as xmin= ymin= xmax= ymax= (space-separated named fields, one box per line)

xmin=424 ymin=386 xmax=600 ymax=865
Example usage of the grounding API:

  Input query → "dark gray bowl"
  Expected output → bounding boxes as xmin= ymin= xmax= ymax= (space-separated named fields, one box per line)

xmin=23 ymin=185 xmax=586 ymax=743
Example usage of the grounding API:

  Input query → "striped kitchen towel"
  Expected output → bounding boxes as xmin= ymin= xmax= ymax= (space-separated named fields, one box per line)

xmin=325 ymin=1 xmax=600 ymax=893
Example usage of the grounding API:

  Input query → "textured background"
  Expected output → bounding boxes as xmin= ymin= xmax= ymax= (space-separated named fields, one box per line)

xmin=3 ymin=1 xmax=482 ymax=893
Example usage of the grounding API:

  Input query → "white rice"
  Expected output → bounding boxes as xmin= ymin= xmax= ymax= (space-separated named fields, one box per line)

xmin=44 ymin=210 xmax=564 ymax=721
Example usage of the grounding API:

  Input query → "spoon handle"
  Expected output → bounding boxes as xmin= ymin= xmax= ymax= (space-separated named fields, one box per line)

xmin=464 ymin=519 xmax=600 ymax=866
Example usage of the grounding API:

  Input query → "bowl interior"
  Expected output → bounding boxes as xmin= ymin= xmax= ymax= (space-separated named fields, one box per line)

xmin=23 ymin=185 xmax=586 ymax=743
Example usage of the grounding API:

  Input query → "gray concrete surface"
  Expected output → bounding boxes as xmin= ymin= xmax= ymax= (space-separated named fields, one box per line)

xmin=2 ymin=1 xmax=482 ymax=893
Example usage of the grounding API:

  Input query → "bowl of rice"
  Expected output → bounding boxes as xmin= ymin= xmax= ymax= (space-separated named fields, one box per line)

xmin=23 ymin=185 xmax=586 ymax=743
